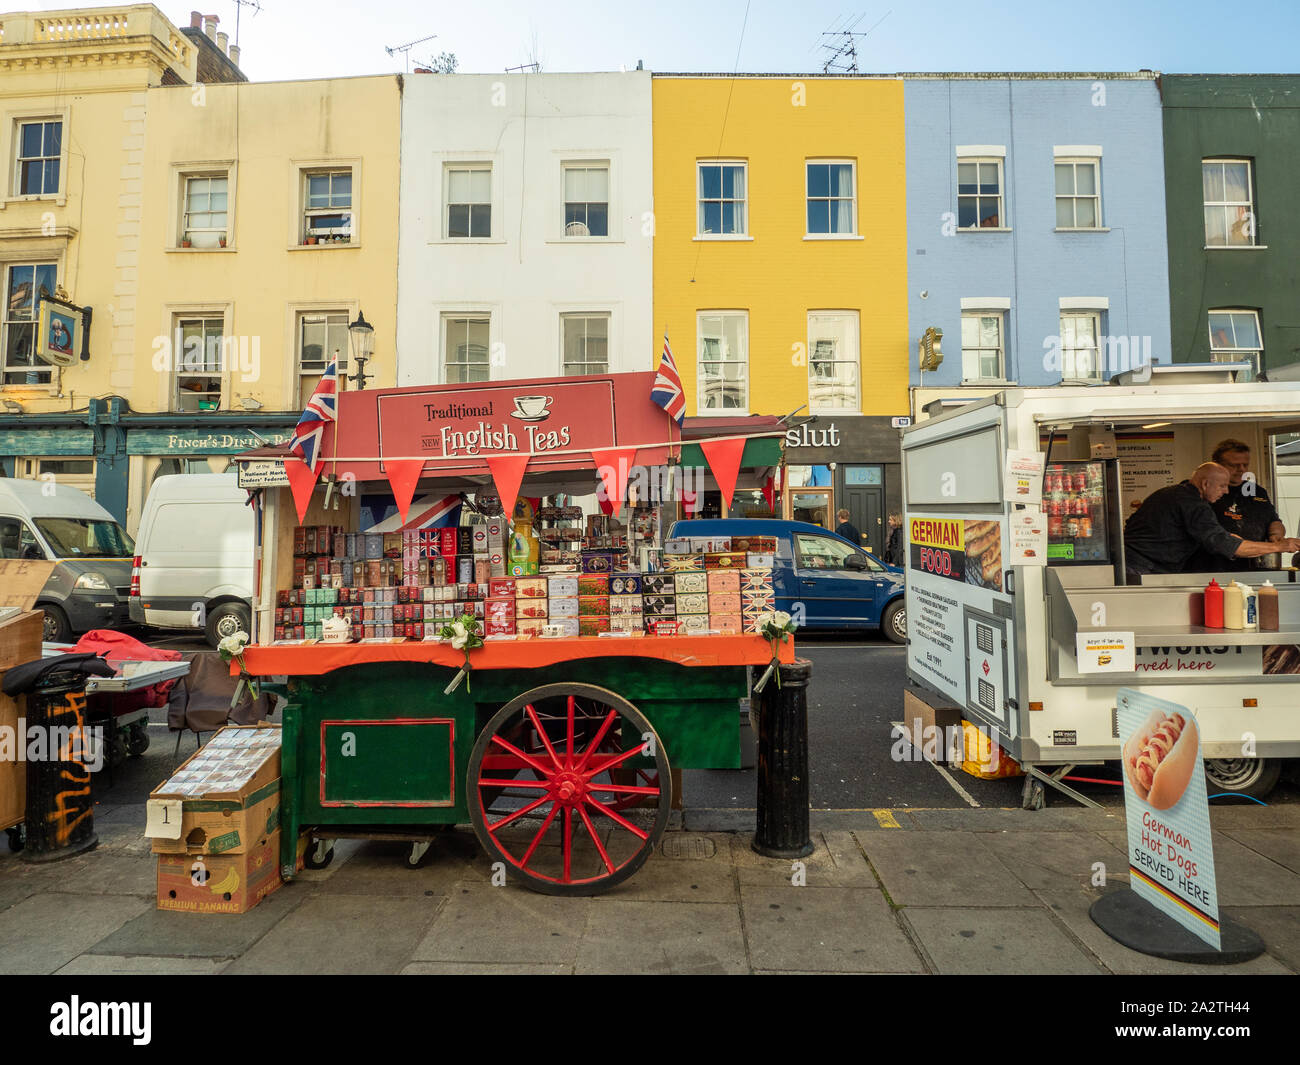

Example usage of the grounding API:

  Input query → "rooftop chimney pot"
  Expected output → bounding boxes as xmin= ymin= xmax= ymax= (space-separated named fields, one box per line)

xmin=190 ymin=11 xmax=202 ymax=29
xmin=216 ymin=30 xmax=228 ymax=55
xmin=229 ymin=43 xmax=241 ymax=67
xmin=203 ymin=14 xmax=218 ymax=40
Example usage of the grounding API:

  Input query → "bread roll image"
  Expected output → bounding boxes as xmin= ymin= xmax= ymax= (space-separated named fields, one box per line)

xmin=968 ymin=529 xmax=1001 ymax=559
xmin=1122 ymin=709 xmax=1199 ymax=810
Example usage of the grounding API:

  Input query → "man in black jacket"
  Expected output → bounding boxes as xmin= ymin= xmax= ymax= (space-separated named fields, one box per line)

xmin=834 ymin=509 xmax=861 ymax=548
xmin=1124 ymin=463 xmax=1300 ymax=580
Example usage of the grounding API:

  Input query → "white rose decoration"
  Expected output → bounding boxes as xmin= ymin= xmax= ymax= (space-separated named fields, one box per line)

xmin=754 ymin=611 xmax=775 ymax=630
xmin=773 ymin=611 xmax=792 ymax=629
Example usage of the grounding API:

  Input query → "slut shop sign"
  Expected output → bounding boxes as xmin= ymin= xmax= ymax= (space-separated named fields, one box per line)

xmin=1117 ymin=688 xmax=1220 ymax=950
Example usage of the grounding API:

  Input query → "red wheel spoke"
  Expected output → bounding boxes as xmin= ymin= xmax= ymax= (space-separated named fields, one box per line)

xmin=486 ymin=793 xmax=551 ymax=833
xmin=478 ymin=778 xmax=549 ymax=789
xmin=488 ymin=733 xmax=553 ymax=777
xmin=563 ymin=807 xmax=572 ymax=882
xmin=520 ymin=803 xmax=560 ymax=868
xmin=565 ymin=695 xmax=576 ymax=768
xmin=586 ymin=797 xmax=651 ymax=839
xmin=573 ymin=709 xmax=619 ymax=772
xmin=481 ymin=754 xmax=534 ymax=771
xmin=585 ymin=745 xmax=650 ymax=776
xmin=525 ymin=704 xmax=564 ymax=770
xmin=577 ymin=802 xmax=615 ymax=874
xmin=587 ymin=783 xmax=660 ymax=795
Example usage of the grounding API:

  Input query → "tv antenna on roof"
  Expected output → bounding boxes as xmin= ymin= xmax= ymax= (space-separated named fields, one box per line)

xmin=386 ymin=33 xmax=438 ymax=73
xmin=230 ymin=0 xmax=262 ymax=48
xmin=505 ymin=62 xmax=539 ymax=73
xmin=819 ymin=11 xmax=891 ymax=74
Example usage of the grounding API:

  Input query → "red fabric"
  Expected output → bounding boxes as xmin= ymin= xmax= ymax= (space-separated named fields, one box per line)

xmin=73 ymin=630 xmax=182 ymax=713
xmin=385 ymin=458 xmax=426 ymax=524
xmin=590 ymin=447 xmax=639 ymax=514
xmin=484 ymin=455 xmax=531 ymax=520
xmin=699 ymin=436 xmax=747 ymax=512
xmin=285 ymin=457 xmax=319 ymax=523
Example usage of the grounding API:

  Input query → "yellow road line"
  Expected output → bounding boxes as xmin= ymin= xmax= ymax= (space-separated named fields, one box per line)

xmin=872 ymin=808 xmax=901 ymax=828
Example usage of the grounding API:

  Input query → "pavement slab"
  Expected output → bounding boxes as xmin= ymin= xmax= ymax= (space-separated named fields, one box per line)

xmin=0 ymin=893 xmax=151 ymax=975
xmin=1217 ymin=828 xmax=1300 ymax=876
xmin=902 ymin=808 xmax=1126 ymax=832
xmin=1208 ymin=833 xmax=1300 ymax=906
xmin=314 ymin=833 xmax=489 ymax=896
xmin=729 ymin=830 xmax=877 ymax=888
xmin=86 ymin=882 xmax=306 ymax=959
xmin=576 ymin=900 xmax=747 ymax=974
xmin=903 ymin=906 xmax=1104 ymax=975
xmin=1221 ymin=906 xmax=1300 ymax=973
xmin=979 ymin=830 xmax=1129 ymax=891
xmin=590 ymin=845 xmax=737 ymax=904
xmin=41 ymin=851 xmax=158 ymax=898
xmin=412 ymin=883 xmax=592 ymax=965
xmin=225 ymin=894 xmax=443 ymax=974
xmin=741 ymin=885 xmax=925 ymax=973
xmin=854 ymin=830 xmax=1039 ymax=907
xmin=54 ymin=954 xmax=231 ymax=975
xmin=401 ymin=961 xmax=573 ymax=975
xmin=1034 ymin=886 xmax=1292 ymax=975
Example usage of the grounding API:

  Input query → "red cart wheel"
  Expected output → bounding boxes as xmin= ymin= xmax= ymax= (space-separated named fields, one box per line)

xmin=468 ymin=683 xmax=670 ymax=896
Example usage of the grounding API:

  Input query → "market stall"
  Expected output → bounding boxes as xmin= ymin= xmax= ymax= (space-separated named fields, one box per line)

xmin=232 ymin=371 xmax=793 ymax=895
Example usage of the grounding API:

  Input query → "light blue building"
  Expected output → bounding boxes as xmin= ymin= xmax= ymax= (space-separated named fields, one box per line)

xmin=904 ymin=74 xmax=1171 ymax=408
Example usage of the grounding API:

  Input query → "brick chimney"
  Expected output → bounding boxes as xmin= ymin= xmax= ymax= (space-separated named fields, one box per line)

xmin=203 ymin=14 xmax=218 ymax=40
xmin=190 ymin=11 xmax=202 ymax=29
xmin=229 ymin=43 xmax=241 ymax=67
xmin=216 ymin=30 xmax=228 ymax=55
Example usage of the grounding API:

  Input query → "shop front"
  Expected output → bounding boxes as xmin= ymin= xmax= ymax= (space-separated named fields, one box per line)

xmin=781 ymin=414 xmax=903 ymax=557
xmin=0 ymin=397 xmax=295 ymax=533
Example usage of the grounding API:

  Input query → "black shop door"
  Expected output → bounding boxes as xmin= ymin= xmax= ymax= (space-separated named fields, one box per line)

xmin=842 ymin=482 xmax=883 ymax=556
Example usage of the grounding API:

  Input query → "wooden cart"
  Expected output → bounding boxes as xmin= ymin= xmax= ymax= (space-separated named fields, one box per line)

xmin=241 ymin=634 xmax=790 ymax=895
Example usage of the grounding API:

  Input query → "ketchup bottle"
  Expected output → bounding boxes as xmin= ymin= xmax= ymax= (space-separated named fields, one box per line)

xmin=1203 ymin=578 xmax=1224 ymax=629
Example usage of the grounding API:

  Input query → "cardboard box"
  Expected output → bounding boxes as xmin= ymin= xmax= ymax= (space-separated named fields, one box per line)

xmin=960 ymin=719 xmax=1024 ymax=780
xmin=548 ymin=597 xmax=578 ymax=618
xmin=706 ymin=570 xmax=741 ymax=593
xmin=678 ymin=613 xmax=709 ymax=633
xmin=901 ymin=689 xmax=965 ymax=765
xmin=710 ymin=614 xmax=742 ymax=634
xmin=516 ymin=599 xmax=549 ymax=620
xmin=0 ymin=605 xmax=45 ymax=832
xmin=672 ymin=571 xmax=707 ymax=594
xmin=148 ymin=725 xmax=282 ymax=855
xmin=156 ymin=829 xmax=283 ymax=914
xmin=515 ymin=578 xmax=547 ymax=599
xmin=676 ymin=592 xmax=710 ymax=616
xmin=708 ymin=592 xmax=742 ymax=614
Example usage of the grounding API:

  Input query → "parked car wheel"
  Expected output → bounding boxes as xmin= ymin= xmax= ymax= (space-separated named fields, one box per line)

xmin=205 ymin=601 xmax=251 ymax=648
xmin=39 ymin=603 xmax=72 ymax=643
xmin=881 ymin=600 xmax=906 ymax=644
xmin=1204 ymin=757 xmax=1281 ymax=802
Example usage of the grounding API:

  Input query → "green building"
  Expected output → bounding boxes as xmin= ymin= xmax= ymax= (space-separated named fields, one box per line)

xmin=1162 ymin=75 xmax=1300 ymax=377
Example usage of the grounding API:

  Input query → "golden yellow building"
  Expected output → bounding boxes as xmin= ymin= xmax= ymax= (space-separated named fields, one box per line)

xmin=653 ymin=75 xmax=909 ymax=550
xmin=0 ymin=5 xmax=400 ymax=531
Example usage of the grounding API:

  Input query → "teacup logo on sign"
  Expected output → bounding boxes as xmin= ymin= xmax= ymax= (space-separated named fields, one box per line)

xmin=511 ymin=395 xmax=553 ymax=422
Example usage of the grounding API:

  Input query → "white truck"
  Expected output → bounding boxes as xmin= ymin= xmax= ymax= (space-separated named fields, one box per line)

xmin=901 ymin=364 xmax=1299 ymax=807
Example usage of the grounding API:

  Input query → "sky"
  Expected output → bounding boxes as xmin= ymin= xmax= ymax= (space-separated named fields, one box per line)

xmin=27 ymin=0 xmax=1300 ymax=81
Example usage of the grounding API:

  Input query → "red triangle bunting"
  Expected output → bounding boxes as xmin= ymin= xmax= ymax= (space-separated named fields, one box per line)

xmin=485 ymin=455 xmax=531 ymax=520
xmin=590 ymin=447 xmax=639 ymax=514
xmin=386 ymin=459 xmax=425 ymax=525
xmin=700 ymin=437 xmax=747 ymax=513
xmin=284 ymin=458 xmax=320 ymax=525
xmin=761 ymin=473 xmax=776 ymax=514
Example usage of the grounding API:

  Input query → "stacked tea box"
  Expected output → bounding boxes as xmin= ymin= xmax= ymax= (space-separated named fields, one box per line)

xmin=657 ymin=535 xmax=777 ymax=634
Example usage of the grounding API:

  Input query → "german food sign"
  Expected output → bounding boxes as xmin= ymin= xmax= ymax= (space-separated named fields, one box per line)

xmin=1117 ymin=688 xmax=1221 ymax=950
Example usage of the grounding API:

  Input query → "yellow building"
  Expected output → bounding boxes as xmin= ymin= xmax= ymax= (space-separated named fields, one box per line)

xmin=0 ymin=5 xmax=401 ymax=531
xmin=653 ymin=75 xmax=909 ymax=552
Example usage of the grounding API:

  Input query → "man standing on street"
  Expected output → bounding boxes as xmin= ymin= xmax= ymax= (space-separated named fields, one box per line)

xmin=834 ymin=508 xmax=861 ymax=548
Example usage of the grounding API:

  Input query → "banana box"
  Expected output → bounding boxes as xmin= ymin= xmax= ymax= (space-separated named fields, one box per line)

xmin=959 ymin=720 xmax=1024 ymax=780
xmin=156 ymin=829 xmax=284 ymax=914
xmin=147 ymin=725 xmax=282 ymax=856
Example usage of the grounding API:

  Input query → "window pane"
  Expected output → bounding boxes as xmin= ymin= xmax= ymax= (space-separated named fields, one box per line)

xmin=807 ymin=164 xmax=829 ymax=198
xmin=564 ymin=168 xmax=585 ymax=201
xmin=21 ymin=123 xmax=43 ymax=157
xmin=1223 ymin=162 xmax=1249 ymax=202
xmin=468 ymin=169 xmax=491 ymax=201
xmin=9 ymin=265 xmax=34 ymax=316
xmin=470 ymin=203 xmax=491 ymax=237
xmin=308 ymin=174 xmax=330 ymax=207
xmin=44 ymin=160 xmax=59 ymax=193
xmin=1228 ymin=206 xmax=1253 ymax=246
xmin=1204 ymin=206 xmax=1226 ymax=245
xmin=699 ymin=165 xmax=720 ymax=199
xmin=586 ymin=202 xmax=608 ymax=237
xmin=449 ymin=170 xmax=471 ymax=202
xmin=957 ymin=162 xmax=978 ymax=193
xmin=1076 ymin=198 xmax=1096 ymax=227
xmin=1232 ymin=313 xmax=1261 ymax=349
xmin=979 ymin=163 xmax=1000 ymax=194
xmin=1076 ymin=164 xmax=1096 ymax=195
xmin=829 ymin=164 xmax=852 ymax=197
xmin=807 ymin=200 xmax=829 ymax=234
xmin=1055 ymin=164 xmax=1073 ymax=195
xmin=587 ymin=167 xmax=609 ymax=201
xmin=958 ymin=199 xmax=978 ymax=228
xmin=1056 ymin=198 xmax=1074 ymax=227
xmin=721 ymin=166 xmax=737 ymax=199
xmin=731 ymin=200 xmax=745 ymax=233
xmin=1202 ymin=162 xmax=1224 ymax=203
xmin=448 ymin=203 xmax=469 ymax=238
xmin=35 ymin=264 xmax=56 ymax=304
xmin=331 ymin=172 xmax=352 ymax=204
xmin=721 ymin=202 xmax=734 ymax=234
xmin=20 ymin=163 xmax=40 ymax=195
xmin=961 ymin=316 xmax=978 ymax=347
xmin=980 ymin=316 xmax=1000 ymax=346
xmin=702 ymin=201 xmax=721 ymax=234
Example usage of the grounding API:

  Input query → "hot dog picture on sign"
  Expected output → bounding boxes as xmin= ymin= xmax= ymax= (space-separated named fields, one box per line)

xmin=908 ymin=518 xmax=1003 ymax=591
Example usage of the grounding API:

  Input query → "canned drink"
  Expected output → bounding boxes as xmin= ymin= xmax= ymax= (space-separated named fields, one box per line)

xmin=1048 ymin=516 xmax=1064 ymax=538
xmin=1073 ymin=471 xmax=1087 ymax=492
xmin=1067 ymin=518 xmax=1079 ymax=538
xmin=1079 ymin=516 xmax=1092 ymax=538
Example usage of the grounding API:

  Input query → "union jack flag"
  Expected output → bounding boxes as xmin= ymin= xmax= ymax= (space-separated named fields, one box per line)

xmin=287 ymin=353 xmax=337 ymax=473
xmin=651 ymin=334 xmax=686 ymax=426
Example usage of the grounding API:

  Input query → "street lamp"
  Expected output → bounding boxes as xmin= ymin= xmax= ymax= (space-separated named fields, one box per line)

xmin=348 ymin=310 xmax=375 ymax=390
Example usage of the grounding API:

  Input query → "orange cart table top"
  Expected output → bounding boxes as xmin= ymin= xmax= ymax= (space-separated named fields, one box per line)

xmin=239 ymin=633 xmax=796 ymax=677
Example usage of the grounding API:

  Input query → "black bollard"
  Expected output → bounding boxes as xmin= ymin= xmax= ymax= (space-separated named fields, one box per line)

xmin=22 ymin=669 xmax=98 ymax=863
xmin=753 ymin=657 xmax=814 ymax=859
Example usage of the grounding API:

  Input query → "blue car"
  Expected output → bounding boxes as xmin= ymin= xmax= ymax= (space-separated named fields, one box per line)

xmin=665 ymin=519 xmax=906 ymax=643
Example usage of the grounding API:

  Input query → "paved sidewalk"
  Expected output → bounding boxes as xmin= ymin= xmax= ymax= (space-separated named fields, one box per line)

xmin=1 ymin=801 xmax=1296 ymax=975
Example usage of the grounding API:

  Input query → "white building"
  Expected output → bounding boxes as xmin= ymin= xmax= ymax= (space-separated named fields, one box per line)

xmin=396 ymin=72 xmax=654 ymax=384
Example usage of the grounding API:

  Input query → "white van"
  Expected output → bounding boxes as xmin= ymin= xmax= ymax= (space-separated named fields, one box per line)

xmin=129 ymin=474 xmax=254 ymax=646
xmin=0 ymin=479 xmax=135 ymax=641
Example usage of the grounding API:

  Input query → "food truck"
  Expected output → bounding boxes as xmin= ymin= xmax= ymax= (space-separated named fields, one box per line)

xmin=900 ymin=364 xmax=1300 ymax=808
